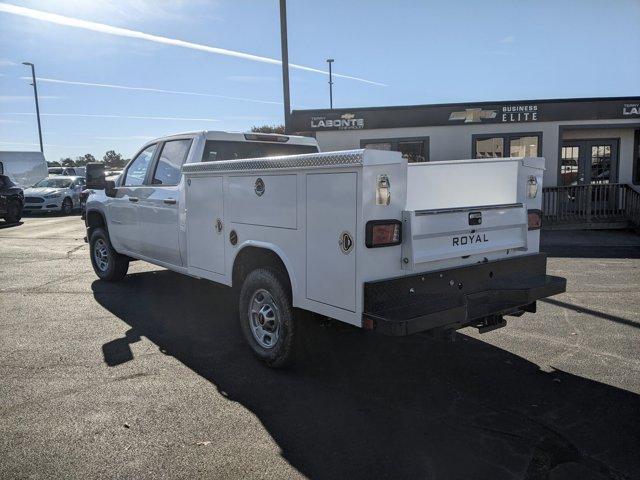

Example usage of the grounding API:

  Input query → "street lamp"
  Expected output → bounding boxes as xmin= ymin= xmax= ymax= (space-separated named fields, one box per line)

xmin=279 ymin=0 xmax=291 ymax=134
xmin=326 ymin=59 xmax=334 ymax=109
xmin=22 ymin=62 xmax=43 ymax=153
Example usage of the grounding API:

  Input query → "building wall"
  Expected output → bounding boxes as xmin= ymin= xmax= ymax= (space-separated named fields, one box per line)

xmin=314 ymin=119 xmax=638 ymax=188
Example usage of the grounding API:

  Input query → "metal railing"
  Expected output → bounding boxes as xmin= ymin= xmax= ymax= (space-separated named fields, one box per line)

xmin=542 ymin=183 xmax=640 ymax=227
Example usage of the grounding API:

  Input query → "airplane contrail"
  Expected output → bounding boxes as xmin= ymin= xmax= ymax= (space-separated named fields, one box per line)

xmin=3 ymin=112 xmax=220 ymax=122
xmin=0 ymin=2 xmax=387 ymax=87
xmin=0 ymin=140 xmax=90 ymax=148
xmin=25 ymin=77 xmax=283 ymax=105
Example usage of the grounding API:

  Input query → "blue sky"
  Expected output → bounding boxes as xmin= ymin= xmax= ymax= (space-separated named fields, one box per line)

xmin=0 ymin=0 xmax=638 ymax=162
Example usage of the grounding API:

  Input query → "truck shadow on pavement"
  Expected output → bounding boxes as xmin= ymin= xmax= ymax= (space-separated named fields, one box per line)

xmin=0 ymin=220 xmax=23 ymax=229
xmin=93 ymin=271 xmax=640 ymax=480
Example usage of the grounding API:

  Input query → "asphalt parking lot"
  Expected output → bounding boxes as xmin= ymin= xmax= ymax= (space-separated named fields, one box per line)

xmin=1 ymin=216 xmax=639 ymax=480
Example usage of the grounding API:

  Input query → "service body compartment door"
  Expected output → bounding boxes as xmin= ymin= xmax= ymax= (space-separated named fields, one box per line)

xmin=186 ymin=176 xmax=225 ymax=275
xmin=306 ymin=172 xmax=357 ymax=312
xmin=228 ymin=174 xmax=297 ymax=229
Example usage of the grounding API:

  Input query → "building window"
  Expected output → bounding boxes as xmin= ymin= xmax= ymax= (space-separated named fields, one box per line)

xmin=475 ymin=137 xmax=504 ymax=158
xmin=560 ymin=145 xmax=580 ymax=186
xmin=361 ymin=137 xmax=429 ymax=163
xmin=473 ymin=133 xmax=542 ymax=159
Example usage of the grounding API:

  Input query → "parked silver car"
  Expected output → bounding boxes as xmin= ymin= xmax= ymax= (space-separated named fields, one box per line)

xmin=23 ymin=176 xmax=86 ymax=214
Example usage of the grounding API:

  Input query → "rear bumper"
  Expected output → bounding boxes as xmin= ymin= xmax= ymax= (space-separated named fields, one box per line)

xmin=363 ymin=253 xmax=566 ymax=336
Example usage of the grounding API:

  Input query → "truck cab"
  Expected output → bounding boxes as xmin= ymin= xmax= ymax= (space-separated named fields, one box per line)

xmin=85 ymin=131 xmax=319 ymax=270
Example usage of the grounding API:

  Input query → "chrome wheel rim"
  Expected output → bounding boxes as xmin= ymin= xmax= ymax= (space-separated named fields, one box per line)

xmin=94 ymin=239 xmax=110 ymax=272
xmin=249 ymin=289 xmax=280 ymax=349
xmin=63 ymin=200 xmax=72 ymax=214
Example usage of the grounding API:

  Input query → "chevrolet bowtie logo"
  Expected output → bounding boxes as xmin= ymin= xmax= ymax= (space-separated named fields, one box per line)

xmin=449 ymin=108 xmax=497 ymax=123
xmin=340 ymin=113 xmax=355 ymax=120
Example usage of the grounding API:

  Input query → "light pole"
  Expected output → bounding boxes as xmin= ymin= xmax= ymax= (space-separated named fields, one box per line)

xmin=327 ymin=59 xmax=334 ymax=109
xmin=22 ymin=62 xmax=43 ymax=153
xmin=279 ymin=0 xmax=291 ymax=134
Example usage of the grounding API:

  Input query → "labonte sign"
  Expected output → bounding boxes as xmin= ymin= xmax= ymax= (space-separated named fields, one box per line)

xmin=623 ymin=103 xmax=640 ymax=116
xmin=311 ymin=113 xmax=364 ymax=130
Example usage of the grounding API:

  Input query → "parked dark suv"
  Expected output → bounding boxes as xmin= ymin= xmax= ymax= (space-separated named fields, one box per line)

xmin=0 ymin=174 xmax=24 ymax=223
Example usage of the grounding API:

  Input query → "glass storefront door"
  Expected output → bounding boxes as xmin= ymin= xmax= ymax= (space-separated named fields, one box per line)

xmin=560 ymin=139 xmax=619 ymax=213
xmin=561 ymin=140 xmax=618 ymax=186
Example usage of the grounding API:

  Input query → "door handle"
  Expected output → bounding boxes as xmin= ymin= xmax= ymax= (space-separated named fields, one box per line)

xmin=128 ymin=197 xmax=139 ymax=203
xmin=163 ymin=198 xmax=177 ymax=205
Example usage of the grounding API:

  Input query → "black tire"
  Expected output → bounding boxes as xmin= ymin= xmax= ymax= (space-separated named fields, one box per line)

xmin=61 ymin=197 xmax=73 ymax=215
xmin=239 ymin=268 xmax=297 ymax=368
xmin=89 ymin=227 xmax=129 ymax=281
xmin=4 ymin=200 xmax=22 ymax=223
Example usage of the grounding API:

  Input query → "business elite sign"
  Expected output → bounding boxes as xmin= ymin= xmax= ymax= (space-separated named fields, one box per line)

xmin=448 ymin=105 xmax=539 ymax=124
xmin=311 ymin=113 xmax=365 ymax=130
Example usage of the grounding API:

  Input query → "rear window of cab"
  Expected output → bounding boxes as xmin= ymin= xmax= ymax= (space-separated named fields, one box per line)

xmin=201 ymin=140 xmax=318 ymax=162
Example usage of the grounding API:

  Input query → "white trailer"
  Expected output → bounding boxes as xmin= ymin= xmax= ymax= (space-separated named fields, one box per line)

xmin=84 ymin=131 xmax=565 ymax=367
xmin=0 ymin=151 xmax=48 ymax=187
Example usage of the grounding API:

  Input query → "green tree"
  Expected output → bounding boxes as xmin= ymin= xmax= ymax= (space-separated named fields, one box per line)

xmin=251 ymin=124 xmax=286 ymax=134
xmin=103 ymin=150 xmax=125 ymax=169
xmin=60 ymin=157 xmax=75 ymax=167
xmin=47 ymin=160 xmax=61 ymax=167
xmin=75 ymin=153 xmax=96 ymax=166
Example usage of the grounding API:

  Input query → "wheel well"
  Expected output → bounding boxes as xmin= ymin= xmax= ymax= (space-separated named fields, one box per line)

xmin=86 ymin=210 xmax=106 ymax=235
xmin=232 ymin=246 xmax=291 ymax=295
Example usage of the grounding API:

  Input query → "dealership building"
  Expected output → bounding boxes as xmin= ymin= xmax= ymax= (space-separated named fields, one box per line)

xmin=291 ymin=96 xmax=640 ymax=228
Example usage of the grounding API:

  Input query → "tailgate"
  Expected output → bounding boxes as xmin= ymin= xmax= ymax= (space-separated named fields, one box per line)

xmin=401 ymin=203 xmax=527 ymax=269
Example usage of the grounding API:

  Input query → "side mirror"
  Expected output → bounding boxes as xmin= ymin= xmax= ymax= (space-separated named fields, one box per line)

xmin=104 ymin=180 xmax=118 ymax=198
xmin=86 ymin=163 xmax=106 ymax=190
xmin=105 ymin=180 xmax=117 ymax=198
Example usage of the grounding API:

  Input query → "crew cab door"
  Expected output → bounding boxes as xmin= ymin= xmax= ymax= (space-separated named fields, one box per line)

xmin=137 ymin=138 xmax=192 ymax=266
xmin=109 ymin=144 xmax=157 ymax=254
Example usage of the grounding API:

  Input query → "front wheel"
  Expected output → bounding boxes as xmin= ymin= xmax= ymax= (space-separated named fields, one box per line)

xmin=239 ymin=268 xmax=297 ymax=368
xmin=61 ymin=197 xmax=73 ymax=215
xmin=4 ymin=200 xmax=22 ymax=223
xmin=89 ymin=228 xmax=129 ymax=281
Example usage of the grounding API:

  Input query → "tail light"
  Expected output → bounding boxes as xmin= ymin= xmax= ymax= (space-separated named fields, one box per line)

xmin=527 ymin=209 xmax=542 ymax=230
xmin=365 ymin=220 xmax=402 ymax=248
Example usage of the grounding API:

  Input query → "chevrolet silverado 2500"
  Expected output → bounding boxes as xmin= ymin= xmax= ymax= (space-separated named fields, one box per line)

xmin=85 ymin=130 xmax=566 ymax=367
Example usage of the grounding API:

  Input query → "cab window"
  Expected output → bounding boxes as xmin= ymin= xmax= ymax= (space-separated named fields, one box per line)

xmin=201 ymin=140 xmax=318 ymax=161
xmin=124 ymin=144 xmax=156 ymax=186
xmin=152 ymin=139 xmax=192 ymax=186
xmin=361 ymin=137 xmax=429 ymax=163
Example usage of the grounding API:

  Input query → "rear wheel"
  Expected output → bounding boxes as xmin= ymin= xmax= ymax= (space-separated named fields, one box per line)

xmin=239 ymin=268 xmax=297 ymax=368
xmin=4 ymin=200 xmax=22 ymax=223
xmin=89 ymin=228 xmax=129 ymax=281
xmin=61 ymin=197 xmax=73 ymax=215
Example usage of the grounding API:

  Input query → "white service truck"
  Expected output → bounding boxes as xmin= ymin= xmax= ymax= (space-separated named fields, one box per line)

xmin=85 ymin=130 xmax=566 ymax=367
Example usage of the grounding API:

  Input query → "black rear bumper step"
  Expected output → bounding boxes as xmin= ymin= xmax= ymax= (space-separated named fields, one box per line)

xmin=363 ymin=253 xmax=566 ymax=336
